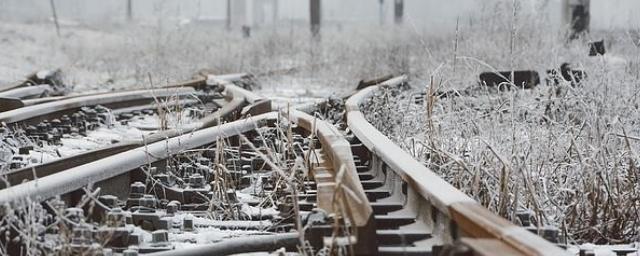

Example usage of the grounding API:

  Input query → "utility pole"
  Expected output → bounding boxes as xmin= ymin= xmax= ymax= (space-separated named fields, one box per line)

xmin=226 ymin=0 xmax=231 ymax=30
xmin=310 ymin=0 xmax=321 ymax=37
xmin=126 ymin=0 xmax=133 ymax=22
xmin=378 ymin=0 xmax=384 ymax=26
xmin=272 ymin=0 xmax=278 ymax=25
xmin=565 ymin=0 xmax=590 ymax=40
xmin=394 ymin=0 xmax=403 ymax=25
xmin=49 ymin=0 xmax=60 ymax=37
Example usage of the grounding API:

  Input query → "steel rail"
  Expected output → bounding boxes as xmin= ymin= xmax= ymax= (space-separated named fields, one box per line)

xmin=283 ymin=108 xmax=378 ymax=254
xmin=0 ymin=71 xmax=572 ymax=255
xmin=2 ymin=73 xmax=249 ymax=111
xmin=0 ymin=98 xmax=24 ymax=112
xmin=0 ymin=110 xmax=324 ymax=255
xmin=0 ymin=84 xmax=51 ymax=99
xmin=0 ymin=112 xmax=278 ymax=210
xmin=0 ymin=70 xmax=66 ymax=111
xmin=146 ymin=233 xmax=299 ymax=256
xmin=283 ymin=108 xmax=372 ymax=227
xmin=117 ymin=108 xmax=367 ymax=256
xmin=345 ymin=76 xmax=569 ymax=256
xmin=0 ymin=106 xmax=370 ymax=254
xmin=0 ymin=81 xmax=23 ymax=93
xmin=0 ymin=71 xmax=43 ymax=92
xmin=0 ymin=87 xmax=196 ymax=124
xmin=209 ymin=75 xmax=262 ymax=103
xmin=1 ymin=80 xmax=267 ymax=189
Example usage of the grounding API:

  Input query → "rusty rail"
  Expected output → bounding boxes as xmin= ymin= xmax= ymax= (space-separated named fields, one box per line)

xmin=0 ymin=84 xmax=52 ymax=99
xmin=0 ymin=70 xmax=67 ymax=111
xmin=344 ymin=76 xmax=569 ymax=255
xmin=0 ymin=70 xmax=60 ymax=93
xmin=0 ymin=73 xmax=575 ymax=255
xmin=0 ymin=110 xmax=312 ymax=255
xmin=146 ymin=233 xmax=299 ymax=256
xmin=0 ymin=87 xmax=196 ymax=124
xmin=285 ymin=109 xmax=372 ymax=225
xmin=1 ymin=76 xmax=269 ymax=189
xmin=1 ymin=72 xmax=251 ymax=111
xmin=0 ymin=112 xmax=277 ymax=209
xmin=284 ymin=108 xmax=377 ymax=254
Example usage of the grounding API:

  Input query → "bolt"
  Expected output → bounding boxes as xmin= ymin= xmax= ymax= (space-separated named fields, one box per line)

xmin=50 ymin=119 xmax=62 ymax=127
xmin=151 ymin=230 xmax=169 ymax=244
xmin=25 ymin=125 xmax=37 ymax=136
xmin=18 ymin=147 xmax=31 ymax=155
xmin=166 ymin=201 xmax=180 ymax=215
xmin=158 ymin=218 xmax=171 ymax=230
xmin=515 ymin=210 xmax=532 ymax=226
xmin=183 ymin=164 xmax=195 ymax=177
xmin=129 ymin=182 xmax=146 ymax=197
xmin=106 ymin=208 xmax=126 ymax=228
xmin=541 ymin=227 xmax=559 ymax=243
xmin=227 ymin=190 xmax=238 ymax=203
xmin=139 ymin=194 xmax=157 ymax=208
xmin=183 ymin=215 xmax=194 ymax=232
xmin=71 ymin=113 xmax=84 ymax=124
xmin=60 ymin=115 xmax=71 ymax=125
xmin=94 ymin=105 xmax=108 ymax=113
xmin=98 ymin=195 xmax=118 ymax=208
xmin=118 ymin=113 xmax=133 ymax=120
xmin=189 ymin=173 xmax=204 ymax=188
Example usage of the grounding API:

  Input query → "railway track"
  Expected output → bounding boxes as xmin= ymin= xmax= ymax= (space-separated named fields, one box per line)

xmin=0 ymin=70 xmax=69 ymax=112
xmin=341 ymin=76 xmax=569 ymax=255
xmin=0 ymin=74 xmax=572 ymax=255
xmin=0 ymin=73 xmax=266 ymax=188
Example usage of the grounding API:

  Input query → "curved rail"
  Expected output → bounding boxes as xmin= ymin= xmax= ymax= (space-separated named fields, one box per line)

xmin=1 ymin=75 xmax=269 ymax=189
xmin=0 ymin=87 xmax=196 ymax=124
xmin=283 ymin=108 xmax=377 ymax=254
xmin=0 ymin=110 xmax=336 ymax=256
xmin=0 ymin=85 xmax=51 ymax=99
xmin=284 ymin=108 xmax=372 ymax=227
xmin=0 ymin=105 xmax=375 ymax=255
xmin=0 ymin=73 xmax=576 ymax=255
xmin=0 ymin=70 xmax=64 ymax=94
xmin=0 ymin=70 xmax=67 ymax=111
xmin=345 ymin=76 xmax=569 ymax=255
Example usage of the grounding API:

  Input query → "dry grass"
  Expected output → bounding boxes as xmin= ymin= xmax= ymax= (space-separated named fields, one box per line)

xmin=2 ymin=0 xmax=640 ymax=248
xmin=361 ymin=12 xmax=640 ymax=244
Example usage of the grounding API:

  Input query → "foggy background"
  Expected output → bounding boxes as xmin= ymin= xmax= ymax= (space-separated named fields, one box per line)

xmin=0 ymin=0 xmax=638 ymax=32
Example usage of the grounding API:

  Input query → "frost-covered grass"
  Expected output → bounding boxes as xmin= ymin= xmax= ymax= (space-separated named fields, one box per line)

xmin=0 ymin=20 xmax=414 ymax=96
xmin=360 ymin=4 xmax=640 ymax=245
xmin=1 ymin=0 xmax=639 ymax=247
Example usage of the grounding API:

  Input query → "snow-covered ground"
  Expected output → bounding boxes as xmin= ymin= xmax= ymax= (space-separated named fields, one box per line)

xmin=2 ymin=5 xmax=640 ymax=253
xmin=0 ymin=19 xmax=414 ymax=94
